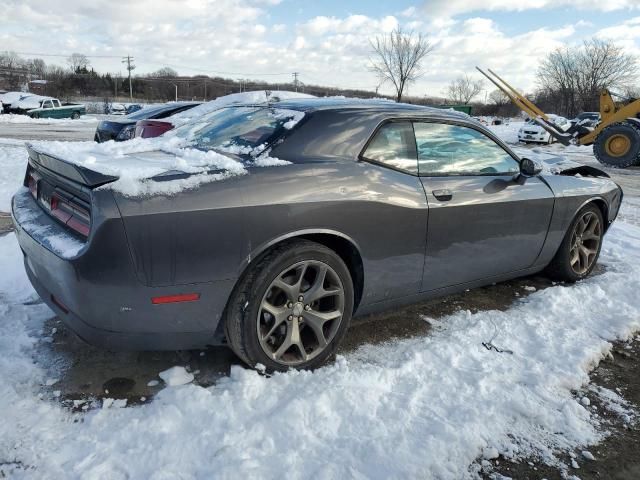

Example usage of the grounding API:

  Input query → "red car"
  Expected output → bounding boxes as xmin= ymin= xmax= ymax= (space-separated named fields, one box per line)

xmin=135 ymin=119 xmax=174 ymax=138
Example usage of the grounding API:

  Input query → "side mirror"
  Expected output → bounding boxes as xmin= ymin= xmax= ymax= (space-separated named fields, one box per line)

xmin=520 ymin=157 xmax=543 ymax=177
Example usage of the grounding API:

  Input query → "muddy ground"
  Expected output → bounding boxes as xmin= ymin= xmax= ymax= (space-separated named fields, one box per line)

xmin=1 ymin=120 xmax=639 ymax=479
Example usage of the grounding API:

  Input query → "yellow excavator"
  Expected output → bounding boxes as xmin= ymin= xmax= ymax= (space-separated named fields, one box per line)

xmin=476 ymin=67 xmax=640 ymax=168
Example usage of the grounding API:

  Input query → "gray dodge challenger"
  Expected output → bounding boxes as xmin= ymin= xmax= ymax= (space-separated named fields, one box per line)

xmin=12 ymin=98 xmax=623 ymax=371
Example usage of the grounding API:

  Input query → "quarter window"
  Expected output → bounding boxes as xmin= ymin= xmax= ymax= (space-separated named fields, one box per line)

xmin=414 ymin=122 xmax=519 ymax=176
xmin=362 ymin=122 xmax=417 ymax=174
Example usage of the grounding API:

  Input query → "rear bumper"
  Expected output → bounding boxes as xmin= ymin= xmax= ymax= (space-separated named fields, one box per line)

xmin=24 ymin=261 xmax=218 ymax=350
xmin=12 ymin=189 xmax=232 ymax=350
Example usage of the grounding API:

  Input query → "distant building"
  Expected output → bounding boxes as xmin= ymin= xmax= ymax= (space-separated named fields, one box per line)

xmin=29 ymin=79 xmax=49 ymax=94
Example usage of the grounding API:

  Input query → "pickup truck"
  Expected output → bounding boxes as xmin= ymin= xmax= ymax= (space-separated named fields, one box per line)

xmin=19 ymin=97 xmax=86 ymax=119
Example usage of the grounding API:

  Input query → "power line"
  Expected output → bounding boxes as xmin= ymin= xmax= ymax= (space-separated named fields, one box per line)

xmin=292 ymin=72 xmax=300 ymax=92
xmin=122 ymin=55 xmax=135 ymax=101
xmin=10 ymin=51 xmax=122 ymax=59
xmin=145 ymin=60 xmax=293 ymax=77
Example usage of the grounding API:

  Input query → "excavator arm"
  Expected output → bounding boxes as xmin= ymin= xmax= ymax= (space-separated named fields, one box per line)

xmin=476 ymin=66 xmax=640 ymax=167
xmin=476 ymin=67 xmax=575 ymax=146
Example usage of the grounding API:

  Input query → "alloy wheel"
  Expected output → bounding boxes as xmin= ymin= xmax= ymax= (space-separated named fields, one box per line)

xmin=257 ymin=260 xmax=345 ymax=366
xmin=569 ymin=211 xmax=602 ymax=275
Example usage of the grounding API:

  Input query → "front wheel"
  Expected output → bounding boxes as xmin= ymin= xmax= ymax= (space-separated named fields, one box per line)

xmin=594 ymin=122 xmax=640 ymax=168
xmin=224 ymin=240 xmax=354 ymax=371
xmin=546 ymin=204 xmax=604 ymax=282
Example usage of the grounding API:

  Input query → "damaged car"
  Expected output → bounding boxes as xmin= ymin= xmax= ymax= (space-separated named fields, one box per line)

xmin=12 ymin=98 xmax=623 ymax=371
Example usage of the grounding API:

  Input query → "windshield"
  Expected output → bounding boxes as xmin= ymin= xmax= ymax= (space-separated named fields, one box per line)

xmin=173 ymin=106 xmax=303 ymax=152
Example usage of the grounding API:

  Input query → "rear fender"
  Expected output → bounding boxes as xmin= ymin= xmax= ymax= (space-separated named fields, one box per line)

xmin=238 ymin=228 xmax=362 ymax=277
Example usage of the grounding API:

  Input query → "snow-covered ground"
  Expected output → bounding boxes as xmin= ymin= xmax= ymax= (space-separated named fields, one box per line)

xmin=1 ymin=122 xmax=640 ymax=478
xmin=0 ymin=139 xmax=29 ymax=212
xmin=0 ymin=114 xmax=98 ymax=124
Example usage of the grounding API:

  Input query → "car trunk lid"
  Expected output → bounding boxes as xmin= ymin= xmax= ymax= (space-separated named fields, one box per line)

xmin=27 ymin=144 xmax=118 ymax=188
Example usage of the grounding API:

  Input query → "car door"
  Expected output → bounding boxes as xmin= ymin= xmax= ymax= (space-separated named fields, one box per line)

xmin=51 ymin=99 xmax=62 ymax=118
xmin=41 ymin=100 xmax=53 ymax=118
xmin=415 ymin=121 xmax=555 ymax=292
xmin=357 ymin=120 xmax=429 ymax=302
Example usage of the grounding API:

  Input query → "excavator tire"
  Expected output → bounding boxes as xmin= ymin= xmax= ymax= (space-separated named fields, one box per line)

xmin=593 ymin=121 xmax=640 ymax=168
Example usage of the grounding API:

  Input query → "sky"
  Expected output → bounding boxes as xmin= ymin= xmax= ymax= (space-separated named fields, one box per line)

xmin=1 ymin=0 xmax=640 ymax=98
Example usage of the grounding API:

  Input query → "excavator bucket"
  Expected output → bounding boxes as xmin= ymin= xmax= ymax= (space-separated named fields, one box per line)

xmin=475 ymin=67 xmax=574 ymax=146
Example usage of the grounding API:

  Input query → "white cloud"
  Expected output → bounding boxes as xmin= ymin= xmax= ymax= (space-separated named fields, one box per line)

xmin=420 ymin=0 xmax=640 ymax=18
xmin=301 ymin=15 xmax=398 ymax=37
xmin=595 ymin=16 xmax=640 ymax=57
xmin=0 ymin=1 xmax=638 ymax=98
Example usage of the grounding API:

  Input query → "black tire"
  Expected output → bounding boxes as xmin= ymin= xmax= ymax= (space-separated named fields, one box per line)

xmin=32 ymin=113 xmax=40 ymax=119
xmin=546 ymin=204 xmax=604 ymax=282
xmin=224 ymin=239 xmax=354 ymax=371
xmin=71 ymin=111 xmax=80 ymax=120
xmin=593 ymin=122 xmax=640 ymax=168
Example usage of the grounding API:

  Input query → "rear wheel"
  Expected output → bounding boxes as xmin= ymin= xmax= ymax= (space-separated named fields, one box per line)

xmin=594 ymin=122 xmax=640 ymax=168
xmin=546 ymin=204 xmax=604 ymax=282
xmin=71 ymin=111 xmax=80 ymax=120
xmin=224 ymin=240 xmax=354 ymax=371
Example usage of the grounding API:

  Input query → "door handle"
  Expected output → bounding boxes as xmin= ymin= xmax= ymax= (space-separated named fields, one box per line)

xmin=432 ymin=189 xmax=453 ymax=201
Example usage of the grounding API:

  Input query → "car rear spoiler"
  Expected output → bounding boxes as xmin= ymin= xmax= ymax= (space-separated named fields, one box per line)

xmin=26 ymin=144 xmax=118 ymax=188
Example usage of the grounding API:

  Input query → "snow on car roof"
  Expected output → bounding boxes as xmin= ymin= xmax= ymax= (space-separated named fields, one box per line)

xmin=168 ymin=90 xmax=315 ymax=127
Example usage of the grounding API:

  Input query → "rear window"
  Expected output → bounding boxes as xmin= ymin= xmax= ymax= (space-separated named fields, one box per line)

xmin=126 ymin=104 xmax=194 ymax=120
xmin=173 ymin=106 xmax=303 ymax=152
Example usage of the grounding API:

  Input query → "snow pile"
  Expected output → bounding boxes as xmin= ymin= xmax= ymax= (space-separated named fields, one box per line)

xmin=1 ymin=214 xmax=640 ymax=478
xmin=0 ymin=139 xmax=28 ymax=212
xmin=158 ymin=366 xmax=194 ymax=386
xmin=169 ymin=90 xmax=314 ymax=128
xmin=488 ymin=120 xmax=523 ymax=145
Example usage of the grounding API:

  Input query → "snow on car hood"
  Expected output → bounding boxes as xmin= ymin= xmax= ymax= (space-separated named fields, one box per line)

xmin=33 ymin=136 xmax=288 ymax=197
xmin=0 ymin=91 xmax=34 ymax=105
xmin=168 ymin=90 xmax=315 ymax=128
xmin=12 ymin=95 xmax=50 ymax=110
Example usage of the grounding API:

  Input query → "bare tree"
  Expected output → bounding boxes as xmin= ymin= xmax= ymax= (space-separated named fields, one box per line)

xmin=67 ymin=53 xmax=91 ymax=73
xmin=29 ymin=58 xmax=47 ymax=77
xmin=538 ymin=38 xmax=637 ymax=117
xmin=0 ymin=50 xmax=23 ymax=68
xmin=488 ymin=89 xmax=509 ymax=106
xmin=149 ymin=67 xmax=178 ymax=78
xmin=369 ymin=28 xmax=434 ymax=102
xmin=445 ymin=75 xmax=484 ymax=104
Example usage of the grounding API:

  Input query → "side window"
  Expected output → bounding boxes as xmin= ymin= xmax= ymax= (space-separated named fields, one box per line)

xmin=361 ymin=122 xmax=417 ymax=174
xmin=43 ymin=100 xmax=53 ymax=109
xmin=414 ymin=122 xmax=520 ymax=176
xmin=53 ymin=99 xmax=60 ymax=108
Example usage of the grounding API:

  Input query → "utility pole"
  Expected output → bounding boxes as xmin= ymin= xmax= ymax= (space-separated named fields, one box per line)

xmin=292 ymin=72 xmax=299 ymax=92
xmin=173 ymin=84 xmax=178 ymax=102
xmin=121 ymin=55 xmax=135 ymax=101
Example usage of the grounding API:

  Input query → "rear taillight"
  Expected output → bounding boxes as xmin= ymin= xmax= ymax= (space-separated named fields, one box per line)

xmin=50 ymin=193 xmax=91 ymax=237
xmin=27 ymin=172 xmax=38 ymax=198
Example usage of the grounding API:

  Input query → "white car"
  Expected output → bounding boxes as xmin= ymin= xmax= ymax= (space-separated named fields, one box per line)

xmin=0 ymin=91 xmax=36 ymax=113
xmin=518 ymin=114 xmax=571 ymax=144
